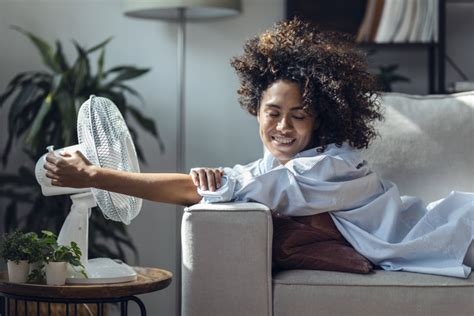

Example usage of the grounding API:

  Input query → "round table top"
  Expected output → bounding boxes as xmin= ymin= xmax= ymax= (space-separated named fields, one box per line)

xmin=0 ymin=267 xmax=172 ymax=299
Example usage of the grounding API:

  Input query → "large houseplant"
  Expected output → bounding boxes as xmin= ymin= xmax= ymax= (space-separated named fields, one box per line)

xmin=0 ymin=27 xmax=164 ymax=263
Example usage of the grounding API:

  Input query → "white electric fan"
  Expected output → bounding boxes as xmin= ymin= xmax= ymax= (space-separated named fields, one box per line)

xmin=35 ymin=95 xmax=143 ymax=284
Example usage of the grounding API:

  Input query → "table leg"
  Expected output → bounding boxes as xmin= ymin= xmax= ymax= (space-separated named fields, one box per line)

xmin=128 ymin=296 xmax=146 ymax=316
xmin=121 ymin=300 xmax=128 ymax=315
xmin=0 ymin=295 xmax=4 ymax=316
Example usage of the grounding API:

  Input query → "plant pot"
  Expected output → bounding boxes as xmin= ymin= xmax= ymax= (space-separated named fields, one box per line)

xmin=45 ymin=262 xmax=67 ymax=286
xmin=7 ymin=260 xmax=29 ymax=283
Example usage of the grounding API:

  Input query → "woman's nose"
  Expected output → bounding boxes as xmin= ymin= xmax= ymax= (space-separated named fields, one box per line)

xmin=276 ymin=116 xmax=292 ymax=131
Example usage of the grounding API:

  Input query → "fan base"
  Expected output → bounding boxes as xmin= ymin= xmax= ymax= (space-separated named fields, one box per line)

xmin=66 ymin=258 xmax=137 ymax=284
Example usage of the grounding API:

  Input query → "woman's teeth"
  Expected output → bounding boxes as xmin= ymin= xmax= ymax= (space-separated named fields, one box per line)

xmin=273 ymin=136 xmax=295 ymax=144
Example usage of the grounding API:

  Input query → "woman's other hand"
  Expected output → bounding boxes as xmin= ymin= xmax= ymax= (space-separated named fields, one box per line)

xmin=189 ymin=168 xmax=224 ymax=192
xmin=44 ymin=151 xmax=96 ymax=188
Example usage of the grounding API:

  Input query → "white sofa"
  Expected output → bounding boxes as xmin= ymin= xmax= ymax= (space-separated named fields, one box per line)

xmin=181 ymin=92 xmax=474 ymax=316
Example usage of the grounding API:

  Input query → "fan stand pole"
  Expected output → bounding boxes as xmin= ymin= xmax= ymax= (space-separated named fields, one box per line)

xmin=58 ymin=192 xmax=96 ymax=268
xmin=176 ymin=7 xmax=186 ymax=316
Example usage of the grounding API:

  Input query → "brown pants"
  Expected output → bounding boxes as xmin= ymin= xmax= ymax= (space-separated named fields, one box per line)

xmin=272 ymin=212 xmax=373 ymax=274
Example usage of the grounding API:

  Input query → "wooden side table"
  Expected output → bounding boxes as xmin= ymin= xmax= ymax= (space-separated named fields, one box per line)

xmin=0 ymin=266 xmax=172 ymax=316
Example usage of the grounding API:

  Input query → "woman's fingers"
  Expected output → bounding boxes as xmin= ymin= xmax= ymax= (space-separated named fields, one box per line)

xmin=43 ymin=150 xmax=93 ymax=188
xmin=189 ymin=170 xmax=199 ymax=187
xmin=217 ymin=168 xmax=224 ymax=188
xmin=197 ymin=169 xmax=208 ymax=191
xmin=45 ymin=170 xmax=60 ymax=180
xmin=45 ymin=152 xmax=59 ymax=164
xmin=206 ymin=169 xmax=217 ymax=191
xmin=190 ymin=168 xmax=224 ymax=192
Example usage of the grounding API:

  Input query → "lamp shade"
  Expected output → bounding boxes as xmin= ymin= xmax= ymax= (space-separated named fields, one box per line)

xmin=123 ymin=0 xmax=241 ymax=20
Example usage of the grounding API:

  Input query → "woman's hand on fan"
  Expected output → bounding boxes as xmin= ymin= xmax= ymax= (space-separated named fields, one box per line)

xmin=44 ymin=151 xmax=96 ymax=188
xmin=189 ymin=168 xmax=224 ymax=192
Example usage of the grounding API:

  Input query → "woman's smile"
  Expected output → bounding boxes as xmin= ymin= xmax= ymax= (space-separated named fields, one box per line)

xmin=272 ymin=135 xmax=296 ymax=145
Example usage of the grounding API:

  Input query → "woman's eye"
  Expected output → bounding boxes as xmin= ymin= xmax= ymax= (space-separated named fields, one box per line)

xmin=292 ymin=115 xmax=305 ymax=120
xmin=268 ymin=112 xmax=279 ymax=117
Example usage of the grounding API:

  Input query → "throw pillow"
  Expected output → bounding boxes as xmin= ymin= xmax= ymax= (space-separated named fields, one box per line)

xmin=272 ymin=211 xmax=373 ymax=274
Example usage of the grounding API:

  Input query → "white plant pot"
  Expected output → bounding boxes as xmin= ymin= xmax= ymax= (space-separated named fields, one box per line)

xmin=7 ymin=260 xmax=29 ymax=283
xmin=45 ymin=262 xmax=68 ymax=286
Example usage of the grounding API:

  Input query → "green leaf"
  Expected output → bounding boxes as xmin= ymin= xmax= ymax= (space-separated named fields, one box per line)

xmin=98 ymin=90 xmax=127 ymax=114
xmin=115 ymin=83 xmax=145 ymax=104
xmin=126 ymin=126 xmax=147 ymax=163
xmin=97 ymin=48 xmax=105 ymax=83
xmin=2 ymin=83 xmax=37 ymax=166
xmin=106 ymin=67 xmax=150 ymax=85
xmin=0 ymin=72 xmax=35 ymax=106
xmin=53 ymin=40 xmax=70 ymax=72
xmin=24 ymin=93 xmax=53 ymax=145
xmin=11 ymin=26 xmax=61 ymax=73
xmin=55 ymin=92 xmax=77 ymax=145
xmin=104 ymin=66 xmax=140 ymax=75
xmin=8 ymin=83 xmax=38 ymax=126
xmin=72 ymin=41 xmax=91 ymax=95
xmin=390 ymin=75 xmax=411 ymax=83
xmin=87 ymin=37 xmax=113 ymax=54
xmin=127 ymin=106 xmax=165 ymax=152
xmin=14 ymin=96 xmax=47 ymax=138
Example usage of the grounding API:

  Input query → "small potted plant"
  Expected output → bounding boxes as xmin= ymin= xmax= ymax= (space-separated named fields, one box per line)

xmin=41 ymin=231 xmax=87 ymax=285
xmin=0 ymin=231 xmax=38 ymax=283
xmin=27 ymin=232 xmax=50 ymax=283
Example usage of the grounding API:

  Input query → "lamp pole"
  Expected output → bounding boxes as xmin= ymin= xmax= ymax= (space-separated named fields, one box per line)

xmin=177 ymin=7 xmax=186 ymax=174
xmin=175 ymin=8 xmax=186 ymax=315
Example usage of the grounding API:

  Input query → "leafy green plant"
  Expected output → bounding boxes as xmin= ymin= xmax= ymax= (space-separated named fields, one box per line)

xmin=375 ymin=64 xmax=411 ymax=92
xmin=28 ymin=230 xmax=88 ymax=281
xmin=0 ymin=230 xmax=39 ymax=263
xmin=41 ymin=231 xmax=87 ymax=278
xmin=365 ymin=48 xmax=411 ymax=92
xmin=0 ymin=27 xmax=163 ymax=263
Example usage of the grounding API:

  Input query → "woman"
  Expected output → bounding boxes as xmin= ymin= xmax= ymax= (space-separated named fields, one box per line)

xmin=45 ymin=18 xmax=473 ymax=277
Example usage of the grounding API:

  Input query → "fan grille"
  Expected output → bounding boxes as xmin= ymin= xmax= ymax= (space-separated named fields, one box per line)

xmin=77 ymin=96 xmax=142 ymax=224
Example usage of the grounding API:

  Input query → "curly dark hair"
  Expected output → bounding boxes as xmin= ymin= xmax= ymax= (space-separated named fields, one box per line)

xmin=230 ymin=18 xmax=383 ymax=151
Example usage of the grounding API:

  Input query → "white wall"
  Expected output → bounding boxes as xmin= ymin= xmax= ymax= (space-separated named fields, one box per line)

xmin=0 ymin=0 xmax=473 ymax=315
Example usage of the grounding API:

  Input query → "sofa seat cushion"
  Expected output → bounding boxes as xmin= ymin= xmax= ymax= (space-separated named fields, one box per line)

xmin=273 ymin=270 xmax=474 ymax=316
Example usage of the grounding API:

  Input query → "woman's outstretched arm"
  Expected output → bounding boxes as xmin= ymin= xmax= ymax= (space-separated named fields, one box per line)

xmin=44 ymin=151 xmax=202 ymax=206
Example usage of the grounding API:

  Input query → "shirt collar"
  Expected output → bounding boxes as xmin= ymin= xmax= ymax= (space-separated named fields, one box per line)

xmin=262 ymin=143 xmax=354 ymax=171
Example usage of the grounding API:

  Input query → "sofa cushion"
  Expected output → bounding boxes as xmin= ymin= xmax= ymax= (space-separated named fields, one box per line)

xmin=273 ymin=269 xmax=474 ymax=316
xmin=362 ymin=91 xmax=474 ymax=202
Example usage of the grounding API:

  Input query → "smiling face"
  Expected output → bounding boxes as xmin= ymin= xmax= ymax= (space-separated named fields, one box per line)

xmin=257 ymin=80 xmax=319 ymax=165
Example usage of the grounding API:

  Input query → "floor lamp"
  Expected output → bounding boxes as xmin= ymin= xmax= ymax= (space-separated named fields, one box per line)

xmin=123 ymin=0 xmax=241 ymax=313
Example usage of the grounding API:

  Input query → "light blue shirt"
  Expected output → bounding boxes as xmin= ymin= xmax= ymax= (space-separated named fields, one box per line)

xmin=195 ymin=143 xmax=474 ymax=278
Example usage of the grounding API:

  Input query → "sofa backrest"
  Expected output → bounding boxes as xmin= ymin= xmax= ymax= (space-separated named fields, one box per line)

xmin=362 ymin=91 xmax=474 ymax=203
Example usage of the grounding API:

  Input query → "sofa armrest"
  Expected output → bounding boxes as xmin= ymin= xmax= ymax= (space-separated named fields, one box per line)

xmin=181 ymin=202 xmax=273 ymax=316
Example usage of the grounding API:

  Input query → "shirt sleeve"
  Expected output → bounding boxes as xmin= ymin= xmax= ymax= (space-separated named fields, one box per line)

xmin=192 ymin=159 xmax=264 ymax=204
xmin=195 ymin=152 xmax=383 ymax=216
